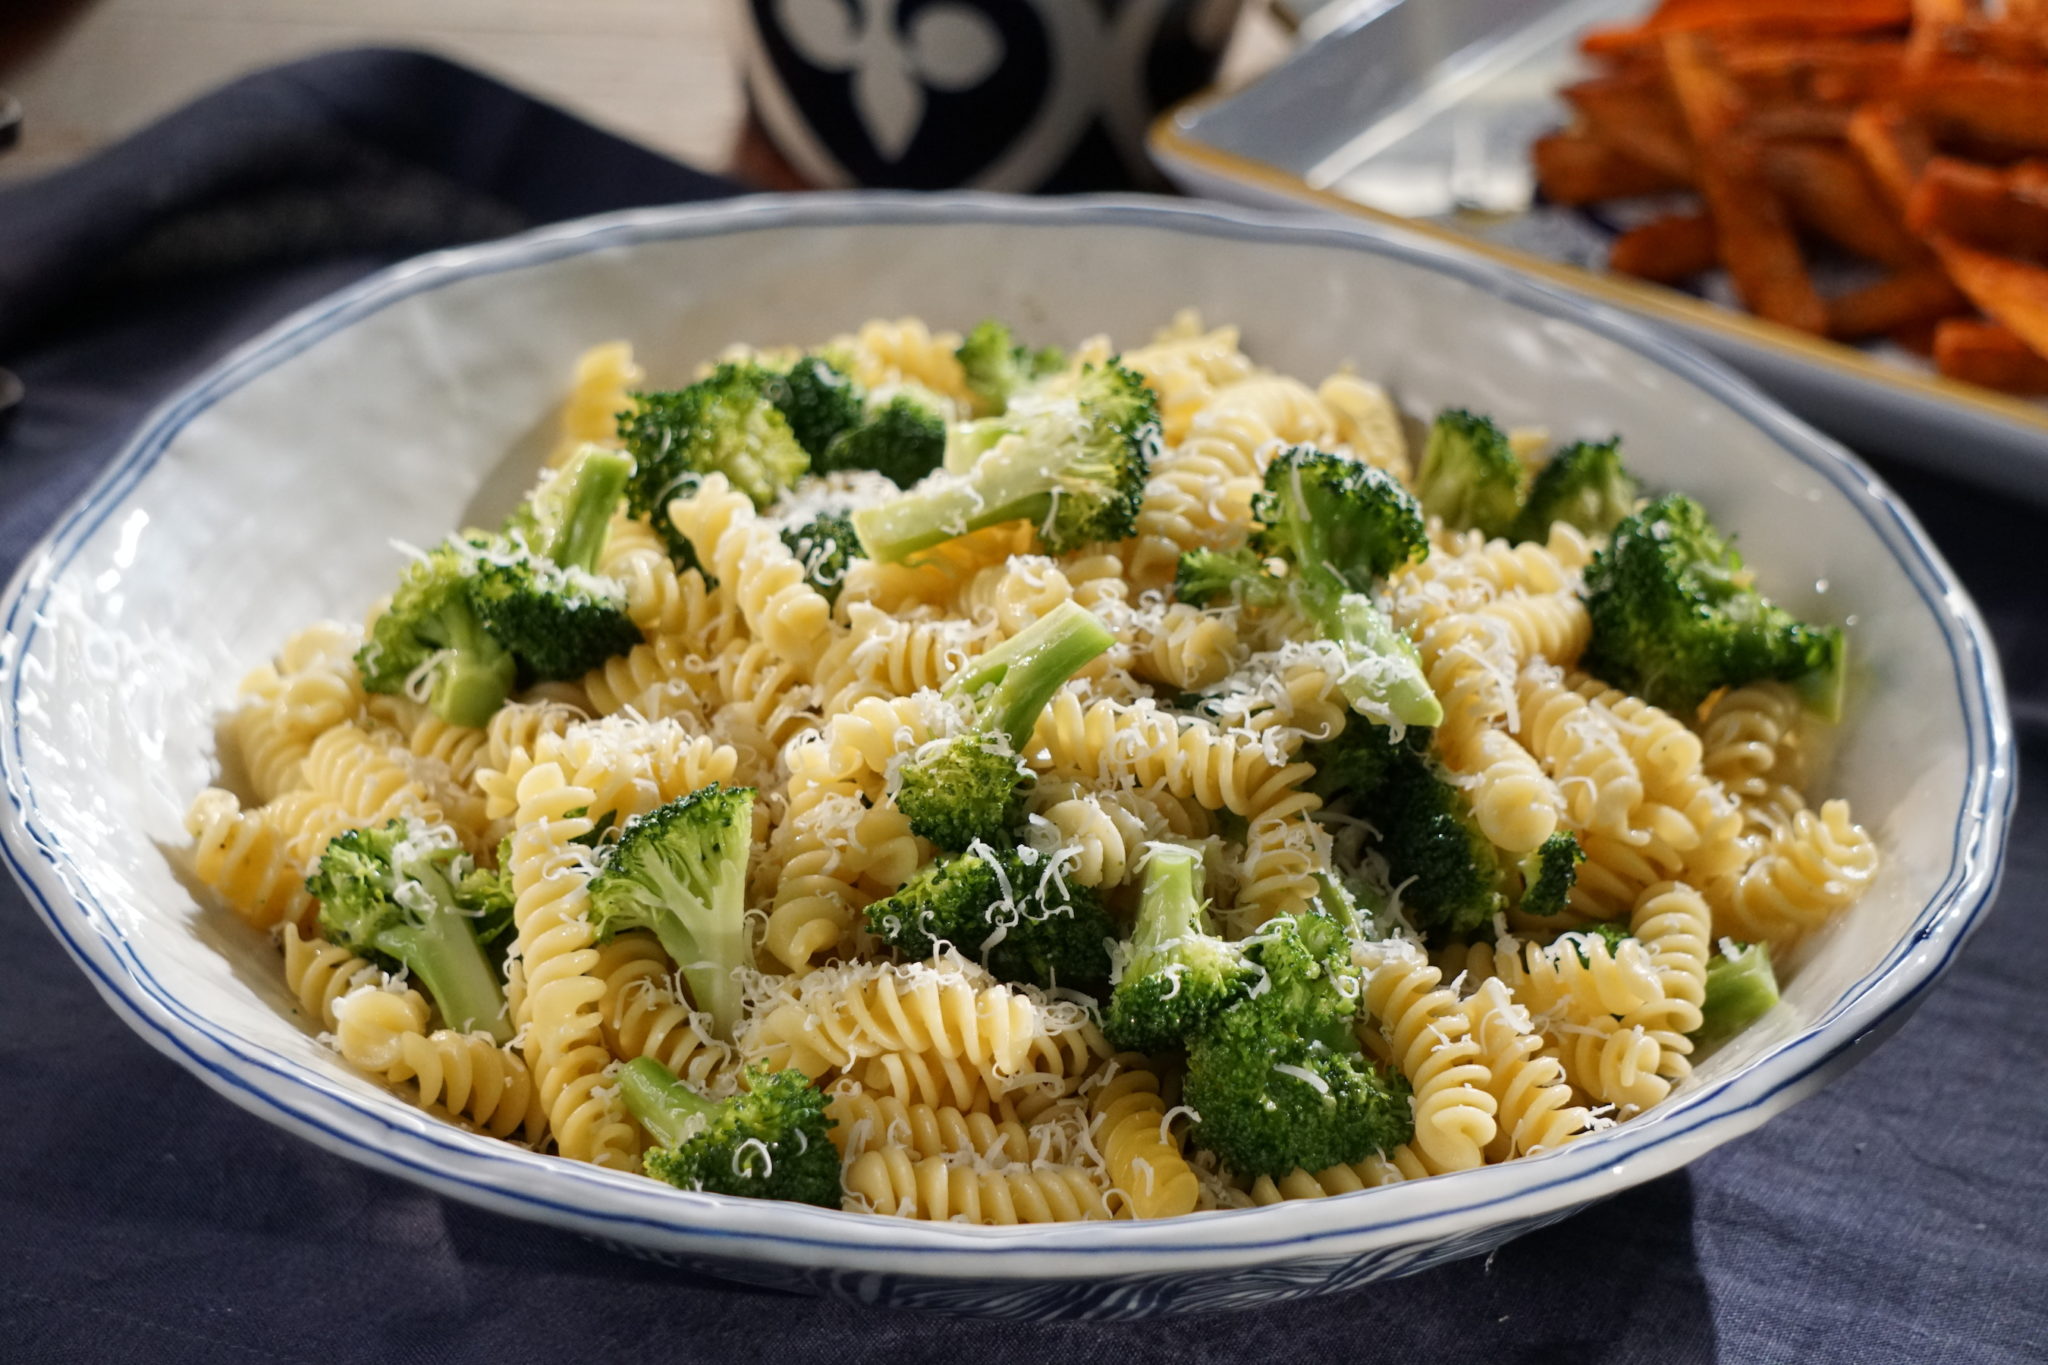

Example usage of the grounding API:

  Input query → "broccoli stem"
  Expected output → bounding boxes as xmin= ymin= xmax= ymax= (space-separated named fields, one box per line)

xmin=854 ymin=437 xmax=1066 ymax=564
xmin=428 ymin=598 xmax=517 ymax=728
xmin=1315 ymin=587 xmax=1445 ymax=730
xmin=548 ymin=450 xmax=633 ymax=572
xmin=1696 ymin=942 xmax=1780 ymax=1043
xmin=632 ymin=850 xmax=750 ymax=1041
xmin=1134 ymin=844 xmax=1205 ymax=953
xmin=948 ymin=601 xmax=1114 ymax=746
xmin=618 ymin=1056 xmax=715 ymax=1148
xmin=379 ymin=857 xmax=512 ymax=1041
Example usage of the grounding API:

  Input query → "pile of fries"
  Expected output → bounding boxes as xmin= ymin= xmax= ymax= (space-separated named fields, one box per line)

xmin=1534 ymin=0 xmax=2048 ymax=396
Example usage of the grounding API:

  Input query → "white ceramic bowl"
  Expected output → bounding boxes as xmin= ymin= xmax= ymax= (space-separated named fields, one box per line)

xmin=0 ymin=194 xmax=2012 ymax=1317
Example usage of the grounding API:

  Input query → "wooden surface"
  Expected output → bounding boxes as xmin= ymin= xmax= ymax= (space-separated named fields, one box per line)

xmin=0 ymin=0 xmax=1288 ymax=184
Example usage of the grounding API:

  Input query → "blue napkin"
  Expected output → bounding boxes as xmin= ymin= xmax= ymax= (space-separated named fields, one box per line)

xmin=0 ymin=47 xmax=2042 ymax=1365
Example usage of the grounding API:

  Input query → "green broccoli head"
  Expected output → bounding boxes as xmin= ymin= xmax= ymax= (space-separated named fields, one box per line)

xmin=1183 ymin=913 xmax=1409 ymax=1180
xmin=586 ymin=784 xmax=756 ymax=1040
xmin=1367 ymin=747 xmax=1503 ymax=939
xmin=1104 ymin=842 xmax=1259 ymax=1053
xmin=1694 ymin=940 xmax=1779 ymax=1043
xmin=865 ymin=844 xmax=1114 ymax=992
xmin=1252 ymin=446 xmax=1428 ymax=592
xmin=851 ymin=361 xmax=1156 ymax=563
xmin=818 ymin=391 xmax=948 ymax=488
xmin=1515 ymin=832 xmax=1584 ymax=919
xmin=356 ymin=540 xmax=517 ymax=729
xmin=307 ymin=819 xmax=512 ymax=1041
xmin=956 ymin=319 xmax=1066 ymax=415
xmin=1174 ymin=547 xmax=1286 ymax=610
xmin=1302 ymin=719 xmax=1433 ymax=808
xmin=1510 ymin=437 xmax=1641 ymax=542
xmin=764 ymin=355 xmax=865 ymax=460
xmin=893 ymin=601 xmax=1113 ymax=851
xmin=1582 ymin=494 xmax=1846 ymax=719
xmin=621 ymin=1059 xmax=840 ymax=1207
xmin=780 ymin=509 xmax=862 ymax=608
xmin=465 ymin=551 xmax=641 ymax=682
xmin=621 ymin=363 xmax=811 ymax=560
xmin=1415 ymin=408 xmax=1527 ymax=538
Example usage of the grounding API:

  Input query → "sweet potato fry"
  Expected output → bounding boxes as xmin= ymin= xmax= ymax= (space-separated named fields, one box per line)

xmin=1533 ymin=132 xmax=1689 ymax=204
xmin=1584 ymin=1 xmax=1915 ymax=60
xmin=1561 ymin=80 xmax=1696 ymax=182
xmin=1844 ymin=103 xmax=1934 ymax=211
xmin=1890 ymin=319 xmax=1941 ymax=355
xmin=1908 ymin=158 xmax=2048 ymax=262
xmin=1933 ymin=318 xmax=2048 ymax=394
xmin=1719 ymin=39 xmax=1906 ymax=103
xmin=1610 ymin=213 xmax=1721 ymax=282
xmin=1930 ymin=234 xmax=2048 ymax=359
xmin=1902 ymin=63 xmax=2048 ymax=154
xmin=1763 ymin=141 xmax=1928 ymax=266
xmin=1743 ymin=103 xmax=1854 ymax=139
xmin=1664 ymin=35 xmax=1827 ymax=333
xmin=1826 ymin=266 xmax=1970 ymax=337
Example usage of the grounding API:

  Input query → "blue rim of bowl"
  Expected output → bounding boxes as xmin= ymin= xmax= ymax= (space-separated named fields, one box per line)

xmin=0 ymin=192 xmax=2015 ymax=1270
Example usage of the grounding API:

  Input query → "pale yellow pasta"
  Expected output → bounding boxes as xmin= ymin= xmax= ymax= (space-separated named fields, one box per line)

xmin=478 ymin=715 xmax=738 ymax=825
xmin=844 ymin=1147 xmax=1113 ymax=1223
xmin=185 ymin=788 xmax=314 ymax=931
xmin=332 ymin=984 xmax=545 ymax=1141
xmin=1031 ymin=692 xmax=1313 ymax=818
xmin=281 ymin=923 xmax=402 ymax=1031
xmin=1131 ymin=602 xmax=1240 ymax=692
xmin=828 ymin=317 xmax=971 ymax=404
xmin=1713 ymin=799 xmax=1878 ymax=948
xmin=669 ymin=474 xmax=834 ymax=678
xmin=1447 ymin=725 xmax=1565 ymax=854
xmin=598 ymin=515 xmax=722 ymax=639
xmin=552 ymin=340 xmax=640 ymax=465
xmin=1625 ymin=882 xmax=1712 ymax=1082
xmin=1515 ymin=664 xmax=1645 ymax=838
xmin=1247 ymin=1153 xmax=1414 ymax=1204
xmin=1360 ymin=944 xmax=1497 ymax=1175
xmin=1091 ymin=1059 xmax=1200 ymax=1220
xmin=1461 ymin=978 xmax=1594 ymax=1159
xmin=230 ymin=622 xmax=365 ymax=800
xmin=591 ymin=933 xmax=736 ymax=1093
xmin=582 ymin=631 xmax=719 ymax=724
xmin=1700 ymin=680 xmax=1811 ymax=801
xmin=506 ymin=761 xmax=639 ymax=1168
xmin=761 ymin=773 xmax=871 ymax=972
xmin=827 ymin=1090 xmax=1035 ymax=1163
xmin=1317 ymin=372 xmax=1410 ymax=481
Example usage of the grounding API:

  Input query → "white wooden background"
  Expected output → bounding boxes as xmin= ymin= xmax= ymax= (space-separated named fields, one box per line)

xmin=0 ymin=0 xmax=1286 ymax=182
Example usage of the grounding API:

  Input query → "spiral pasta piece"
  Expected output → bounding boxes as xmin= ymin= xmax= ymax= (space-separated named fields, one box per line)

xmin=1622 ymin=882 xmax=1711 ymax=1082
xmin=281 ymin=924 xmax=404 ymax=1030
xmin=1360 ymin=945 xmax=1497 ymax=1175
xmin=1246 ymin=1153 xmax=1413 ymax=1204
xmin=598 ymin=515 xmax=724 ymax=639
xmin=1090 ymin=1059 xmax=1200 ymax=1220
xmin=186 ymin=788 xmax=315 ymax=931
xmin=829 ymin=316 xmax=971 ymax=403
xmin=591 ymin=933 xmax=737 ymax=1092
xmin=1714 ymin=799 xmax=1878 ymax=948
xmin=331 ymin=985 xmax=543 ymax=1141
xmin=1515 ymin=665 xmax=1644 ymax=838
xmin=1132 ymin=602 xmax=1240 ymax=692
xmin=670 ymin=475 xmax=834 ymax=675
xmin=761 ymin=774 xmax=871 ymax=972
xmin=845 ymin=1147 xmax=1113 ymax=1223
xmin=1447 ymin=725 xmax=1565 ymax=854
xmin=1317 ymin=371 xmax=1409 ymax=480
xmin=552 ymin=340 xmax=639 ymax=465
xmin=1031 ymin=693 xmax=1312 ymax=818
xmin=827 ymin=1090 xmax=1035 ymax=1164
xmin=1700 ymin=681 xmax=1810 ymax=801
xmin=1461 ymin=978 xmax=1594 ymax=1159
xmin=507 ymin=761 xmax=639 ymax=1168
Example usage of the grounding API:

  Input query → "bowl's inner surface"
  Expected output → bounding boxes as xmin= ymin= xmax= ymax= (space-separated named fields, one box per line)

xmin=13 ymin=202 xmax=1979 ymax=1246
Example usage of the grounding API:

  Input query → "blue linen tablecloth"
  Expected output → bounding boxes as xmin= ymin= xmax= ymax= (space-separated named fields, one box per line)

xmin=0 ymin=49 xmax=2042 ymax=1365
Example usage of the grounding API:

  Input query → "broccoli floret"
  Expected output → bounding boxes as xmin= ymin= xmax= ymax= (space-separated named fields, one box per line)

xmin=467 ymin=448 xmax=642 ymax=681
xmin=620 ymin=1059 xmax=840 ymax=1207
xmin=1301 ymin=718 xmax=1431 ymax=806
xmin=356 ymin=541 xmax=518 ymax=728
xmin=1252 ymin=446 xmax=1430 ymax=591
xmin=819 ymin=392 xmax=947 ymax=488
xmin=1183 ymin=911 xmax=1411 ymax=1179
xmin=1173 ymin=547 xmax=1285 ymax=610
xmin=864 ymin=845 xmax=1114 ymax=991
xmin=586 ymin=784 xmax=755 ymax=1040
xmin=1104 ymin=842 xmax=1260 ymax=1053
xmin=1514 ymin=832 xmax=1584 ymax=919
xmin=1583 ymin=494 xmax=1847 ymax=719
xmin=765 ymin=355 xmax=865 ymax=460
xmin=307 ymin=819 xmax=512 ymax=1040
xmin=893 ymin=601 xmax=1113 ymax=851
xmin=780 ymin=509 xmax=862 ymax=608
xmin=956 ymin=319 xmax=1066 ymax=415
xmin=1367 ymin=747 xmax=1503 ymax=939
xmin=851 ymin=361 xmax=1155 ymax=563
xmin=1694 ymin=941 xmax=1779 ymax=1043
xmin=1415 ymin=408 xmax=1526 ymax=538
xmin=621 ymin=363 xmax=811 ymax=559
xmin=1510 ymin=438 xmax=1641 ymax=542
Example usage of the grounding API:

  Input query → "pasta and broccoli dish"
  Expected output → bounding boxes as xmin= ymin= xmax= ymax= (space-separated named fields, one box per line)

xmin=184 ymin=313 xmax=1876 ymax=1222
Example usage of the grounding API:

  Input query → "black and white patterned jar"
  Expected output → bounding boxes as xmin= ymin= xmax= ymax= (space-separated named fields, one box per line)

xmin=737 ymin=0 xmax=1246 ymax=191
